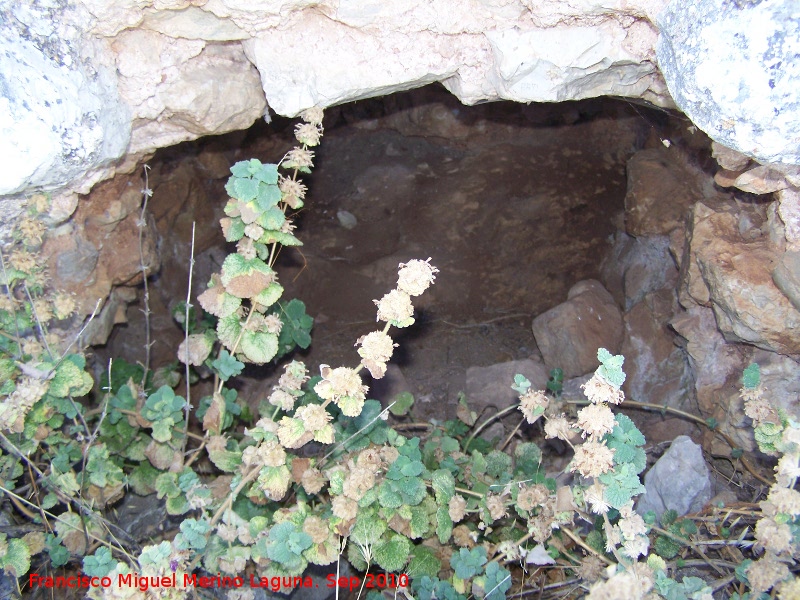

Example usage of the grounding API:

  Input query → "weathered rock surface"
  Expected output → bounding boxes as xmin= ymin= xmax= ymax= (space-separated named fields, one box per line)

xmin=532 ymin=280 xmax=624 ymax=379
xmin=0 ymin=1 xmax=129 ymax=222
xmin=657 ymin=0 xmax=800 ymax=165
xmin=41 ymin=173 xmax=159 ymax=345
xmin=465 ymin=359 xmax=549 ymax=415
xmin=601 ymin=232 xmax=679 ymax=311
xmin=113 ymin=31 xmax=267 ymax=155
xmin=637 ymin=435 xmax=712 ymax=520
xmin=624 ymin=147 xmax=706 ymax=237
xmin=670 ymin=304 xmax=750 ymax=450
xmin=681 ymin=202 xmax=800 ymax=354
xmin=622 ymin=290 xmax=691 ymax=409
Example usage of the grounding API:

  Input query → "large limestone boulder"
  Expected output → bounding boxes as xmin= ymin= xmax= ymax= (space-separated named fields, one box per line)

xmin=657 ymin=0 xmax=800 ymax=164
xmin=532 ymin=280 xmax=624 ymax=378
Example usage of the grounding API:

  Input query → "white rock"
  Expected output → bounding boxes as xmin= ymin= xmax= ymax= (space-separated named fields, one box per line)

xmin=0 ymin=5 xmax=130 ymax=199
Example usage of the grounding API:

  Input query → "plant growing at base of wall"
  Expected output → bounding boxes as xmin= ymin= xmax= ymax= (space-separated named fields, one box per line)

xmin=3 ymin=109 xmax=800 ymax=600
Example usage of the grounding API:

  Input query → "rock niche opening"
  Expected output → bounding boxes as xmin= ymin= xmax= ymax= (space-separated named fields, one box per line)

xmin=86 ymin=85 xmax=722 ymax=439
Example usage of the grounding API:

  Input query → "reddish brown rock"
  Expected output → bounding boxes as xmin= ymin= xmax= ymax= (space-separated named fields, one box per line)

xmin=532 ymin=280 xmax=624 ymax=379
xmin=624 ymin=147 xmax=703 ymax=237
xmin=683 ymin=202 xmax=800 ymax=354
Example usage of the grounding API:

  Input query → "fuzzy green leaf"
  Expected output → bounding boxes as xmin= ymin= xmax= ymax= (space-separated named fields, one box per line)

xmin=229 ymin=160 xmax=254 ymax=178
xmin=240 ymin=330 xmax=278 ymax=365
xmin=223 ymin=217 xmax=246 ymax=242
xmin=232 ymin=177 xmax=259 ymax=201
xmin=450 ymin=546 xmax=487 ymax=580
xmin=351 ymin=511 xmax=386 ymax=547
xmin=257 ymin=206 xmax=286 ymax=230
xmin=409 ymin=545 xmax=441 ymax=579
xmin=596 ymin=348 xmax=626 ymax=388
xmin=374 ymin=534 xmax=411 ymax=573
xmin=432 ymin=469 xmax=455 ymax=504
xmin=175 ymin=519 xmax=210 ymax=551
xmin=389 ymin=391 xmax=414 ymax=416
xmin=379 ymin=482 xmax=403 ymax=509
xmin=252 ymin=282 xmax=284 ymax=309
xmin=259 ymin=230 xmax=303 ymax=246
xmin=0 ymin=536 xmax=31 ymax=576
xmin=481 ymin=562 xmax=512 ymax=600
xmin=83 ymin=547 xmax=117 ymax=577
xmin=217 ymin=314 xmax=243 ymax=351
xmin=511 ymin=374 xmax=531 ymax=395
xmin=742 ymin=363 xmax=760 ymax=389
xmin=436 ymin=506 xmax=453 ymax=544
xmin=211 ymin=350 xmax=245 ymax=381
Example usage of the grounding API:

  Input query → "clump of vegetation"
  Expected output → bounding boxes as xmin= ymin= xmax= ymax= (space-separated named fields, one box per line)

xmin=1 ymin=108 xmax=799 ymax=600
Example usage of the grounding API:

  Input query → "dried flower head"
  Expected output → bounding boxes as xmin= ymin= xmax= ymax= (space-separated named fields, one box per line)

xmin=581 ymin=373 xmax=625 ymax=405
xmin=282 ymin=147 xmax=314 ymax=170
xmin=755 ymin=517 xmax=793 ymax=555
xmin=295 ymin=123 xmax=322 ymax=147
xmin=301 ymin=467 xmax=326 ymax=495
xmin=577 ymin=403 xmax=617 ymax=439
xmin=51 ymin=292 xmax=76 ymax=320
xmin=8 ymin=249 xmax=39 ymax=273
xmin=268 ymin=389 xmax=296 ymax=412
xmin=21 ymin=337 xmax=43 ymax=358
xmin=517 ymin=484 xmax=549 ymax=511
xmin=485 ymin=493 xmax=507 ymax=521
xmin=263 ymin=314 xmax=283 ymax=335
xmin=519 ymin=389 xmax=549 ymax=424
xmin=279 ymin=177 xmax=307 ymax=210
xmin=0 ymin=377 xmax=48 ymax=433
xmin=744 ymin=395 xmax=779 ymax=425
xmin=584 ymin=483 xmax=611 ymax=514
xmin=244 ymin=223 xmax=265 ymax=241
xmin=303 ymin=516 xmax=329 ymax=544
xmin=775 ymin=454 xmax=800 ymax=488
xmin=397 ymin=258 xmax=438 ymax=296
xmin=18 ymin=217 xmax=46 ymax=247
xmin=576 ymin=556 xmax=605 ymax=583
xmin=278 ymin=361 xmax=308 ymax=391
xmin=0 ymin=294 xmax=17 ymax=312
xmin=300 ymin=107 xmax=324 ymax=127
xmin=342 ymin=467 xmax=375 ymax=501
xmin=356 ymin=331 xmax=397 ymax=379
xmin=570 ymin=440 xmax=615 ymax=479
xmin=294 ymin=403 xmax=332 ymax=433
xmin=314 ymin=366 xmax=366 ymax=403
xmin=449 ymin=494 xmax=467 ymax=522
xmin=32 ymin=297 xmax=53 ymax=323
xmin=777 ymin=577 xmax=800 ymax=599
xmin=374 ymin=289 xmax=414 ymax=324
xmin=331 ymin=495 xmax=358 ymax=521
xmin=544 ymin=414 xmax=575 ymax=442
xmin=767 ymin=486 xmax=800 ymax=517
xmin=746 ymin=554 xmax=790 ymax=595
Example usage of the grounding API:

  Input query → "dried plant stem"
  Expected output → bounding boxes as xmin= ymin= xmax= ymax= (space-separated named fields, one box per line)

xmin=561 ymin=527 xmax=614 ymax=566
xmin=182 ymin=222 xmax=196 ymax=455
xmin=138 ymin=164 xmax=154 ymax=389
xmin=0 ymin=482 xmax=137 ymax=563
xmin=23 ymin=282 xmax=52 ymax=360
xmin=209 ymin=465 xmax=262 ymax=527
xmin=0 ymin=249 xmax=22 ymax=357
